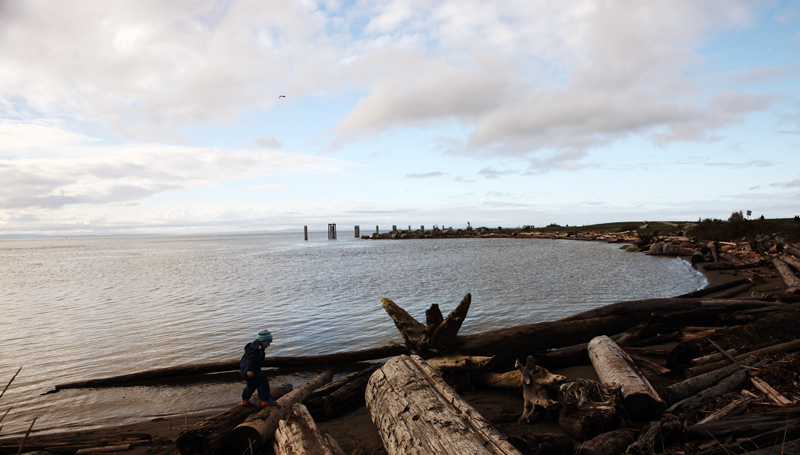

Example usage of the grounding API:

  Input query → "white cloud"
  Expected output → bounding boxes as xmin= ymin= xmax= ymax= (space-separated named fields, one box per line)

xmin=0 ymin=123 xmax=351 ymax=210
xmin=0 ymin=121 xmax=98 ymax=151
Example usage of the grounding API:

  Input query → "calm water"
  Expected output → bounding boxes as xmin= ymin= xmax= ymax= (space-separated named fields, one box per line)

xmin=0 ymin=233 xmax=704 ymax=435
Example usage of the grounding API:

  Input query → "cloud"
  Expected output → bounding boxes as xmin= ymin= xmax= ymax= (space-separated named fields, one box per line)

xmin=703 ymin=160 xmax=775 ymax=169
xmin=249 ymin=184 xmax=287 ymax=191
xmin=406 ymin=171 xmax=444 ymax=179
xmin=0 ymin=124 xmax=352 ymax=210
xmin=331 ymin=1 xmax=772 ymax=164
xmin=253 ymin=135 xmax=282 ymax=149
xmin=0 ymin=121 xmax=99 ymax=150
xmin=477 ymin=167 xmax=516 ymax=179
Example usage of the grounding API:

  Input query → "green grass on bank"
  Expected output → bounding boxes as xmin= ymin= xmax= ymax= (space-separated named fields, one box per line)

xmin=523 ymin=213 xmax=800 ymax=242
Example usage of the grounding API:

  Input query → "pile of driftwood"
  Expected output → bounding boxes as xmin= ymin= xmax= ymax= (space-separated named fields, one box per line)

xmin=14 ymin=240 xmax=800 ymax=454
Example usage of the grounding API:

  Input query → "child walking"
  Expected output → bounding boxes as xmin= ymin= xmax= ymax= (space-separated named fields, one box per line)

xmin=240 ymin=329 xmax=278 ymax=406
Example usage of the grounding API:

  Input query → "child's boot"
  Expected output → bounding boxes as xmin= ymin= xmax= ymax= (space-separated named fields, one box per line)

xmin=261 ymin=399 xmax=278 ymax=406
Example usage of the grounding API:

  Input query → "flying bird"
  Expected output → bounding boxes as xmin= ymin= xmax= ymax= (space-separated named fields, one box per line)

xmin=278 ymin=95 xmax=286 ymax=98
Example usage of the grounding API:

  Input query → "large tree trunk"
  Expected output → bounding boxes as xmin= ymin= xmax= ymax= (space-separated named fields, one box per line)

xmin=51 ymin=346 xmax=405 ymax=392
xmin=560 ymin=298 xmax=702 ymax=321
xmin=226 ymin=369 xmax=334 ymax=454
xmin=780 ymin=253 xmax=800 ymax=269
xmin=674 ymin=279 xmax=751 ymax=298
xmin=175 ymin=384 xmax=292 ymax=455
xmin=272 ymin=403 xmax=346 ymax=455
xmin=587 ymin=335 xmax=665 ymax=421
xmin=454 ymin=314 xmax=643 ymax=363
xmin=365 ymin=355 xmax=522 ymax=455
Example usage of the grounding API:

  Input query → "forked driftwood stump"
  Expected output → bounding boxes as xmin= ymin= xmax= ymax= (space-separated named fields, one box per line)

xmin=557 ymin=378 xmax=624 ymax=440
xmin=365 ymin=355 xmax=522 ymax=455
xmin=587 ymin=335 xmax=665 ymax=421
xmin=515 ymin=356 xmax=565 ymax=423
xmin=381 ymin=293 xmax=472 ymax=354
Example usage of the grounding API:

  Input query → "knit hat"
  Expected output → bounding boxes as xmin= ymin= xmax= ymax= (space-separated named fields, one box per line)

xmin=257 ymin=329 xmax=273 ymax=344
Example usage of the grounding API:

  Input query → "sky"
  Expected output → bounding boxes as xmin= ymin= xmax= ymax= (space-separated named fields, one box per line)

xmin=1 ymin=0 xmax=799 ymax=236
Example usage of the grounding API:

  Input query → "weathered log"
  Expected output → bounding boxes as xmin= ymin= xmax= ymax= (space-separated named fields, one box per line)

xmin=272 ymin=403 xmax=346 ymax=455
xmin=685 ymin=409 xmax=800 ymax=438
xmin=227 ymin=369 xmax=334 ymax=454
xmin=305 ymin=365 xmax=379 ymax=422
xmin=52 ymin=345 xmax=405 ymax=392
xmin=587 ymin=335 xmax=665 ymax=421
xmin=781 ymin=253 xmax=800 ymax=271
xmin=365 ymin=355 xmax=522 ymax=455
xmin=560 ymin=298 xmax=702 ymax=321
xmin=675 ymin=278 xmax=750 ymax=298
xmin=773 ymin=258 xmax=800 ymax=293
xmin=664 ymin=356 xmax=759 ymax=403
xmin=785 ymin=244 xmax=800 ymax=258
xmin=175 ymin=384 xmax=292 ymax=455
xmin=629 ymin=354 xmax=671 ymax=376
xmin=75 ymin=445 xmax=131 ymax=455
xmin=455 ymin=314 xmax=643 ymax=363
xmin=668 ymin=309 xmax=800 ymax=374
xmin=695 ymin=416 xmax=800 ymax=455
xmin=558 ymin=379 xmax=624 ymax=440
xmin=690 ymin=348 xmax=739 ymax=367
xmin=626 ymin=417 xmax=681 ymax=454
xmin=516 ymin=356 xmax=564 ymax=423
xmin=685 ymin=338 xmax=800 ymax=377
xmin=710 ymin=281 xmax=756 ymax=299
xmin=426 ymin=354 xmax=494 ymax=372
xmin=696 ymin=394 xmax=754 ymax=425
xmin=702 ymin=263 xmax=760 ymax=271
xmin=751 ymin=377 xmax=792 ymax=405
xmin=666 ymin=359 xmax=770 ymax=421
xmin=578 ymin=428 xmax=635 ymax=455
xmin=623 ymin=346 xmax=672 ymax=358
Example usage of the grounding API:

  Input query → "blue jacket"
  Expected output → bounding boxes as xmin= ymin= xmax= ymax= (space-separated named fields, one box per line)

xmin=240 ymin=340 xmax=266 ymax=376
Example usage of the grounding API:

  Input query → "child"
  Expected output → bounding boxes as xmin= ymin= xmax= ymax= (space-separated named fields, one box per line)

xmin=240 ymin=329 xmax=278 ymax=406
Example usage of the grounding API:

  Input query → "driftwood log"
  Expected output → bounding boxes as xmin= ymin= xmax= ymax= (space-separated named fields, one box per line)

xmin=663 ymin=357 xmax=758 ymax=404
xmin=305 ymin=365 xmax=380 ymax=422
xmin=587 ymin=335 xmax=665 ymax=421
xmin=684 ymin=338 xmax=800 ymax=377
xmin=578 ymin=428 xmax=635 ymax=455
xmin=666 ymin=359 xmax=770 ymax=421
xmin=226 ymin=369 xmax=334 ymax=454
xmin=365 ymin=355 xmax=522 ymax=455
xmin=272 ymin=403 xmax=346 ymax=455
xmin=773 ymin=257 xmax=800 ymax=293
xmin=175 ymin=383 xmax=292 ymax=455
xmin=51 ymin=345 xmax=404 ymax=392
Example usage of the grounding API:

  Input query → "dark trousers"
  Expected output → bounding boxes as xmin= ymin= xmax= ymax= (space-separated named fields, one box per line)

xmin=241 ymin=370 xmax=271 ymax=402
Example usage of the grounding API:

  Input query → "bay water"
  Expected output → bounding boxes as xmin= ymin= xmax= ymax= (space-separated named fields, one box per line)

xmin=0 ymin=233 xmax=705 ymax=435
